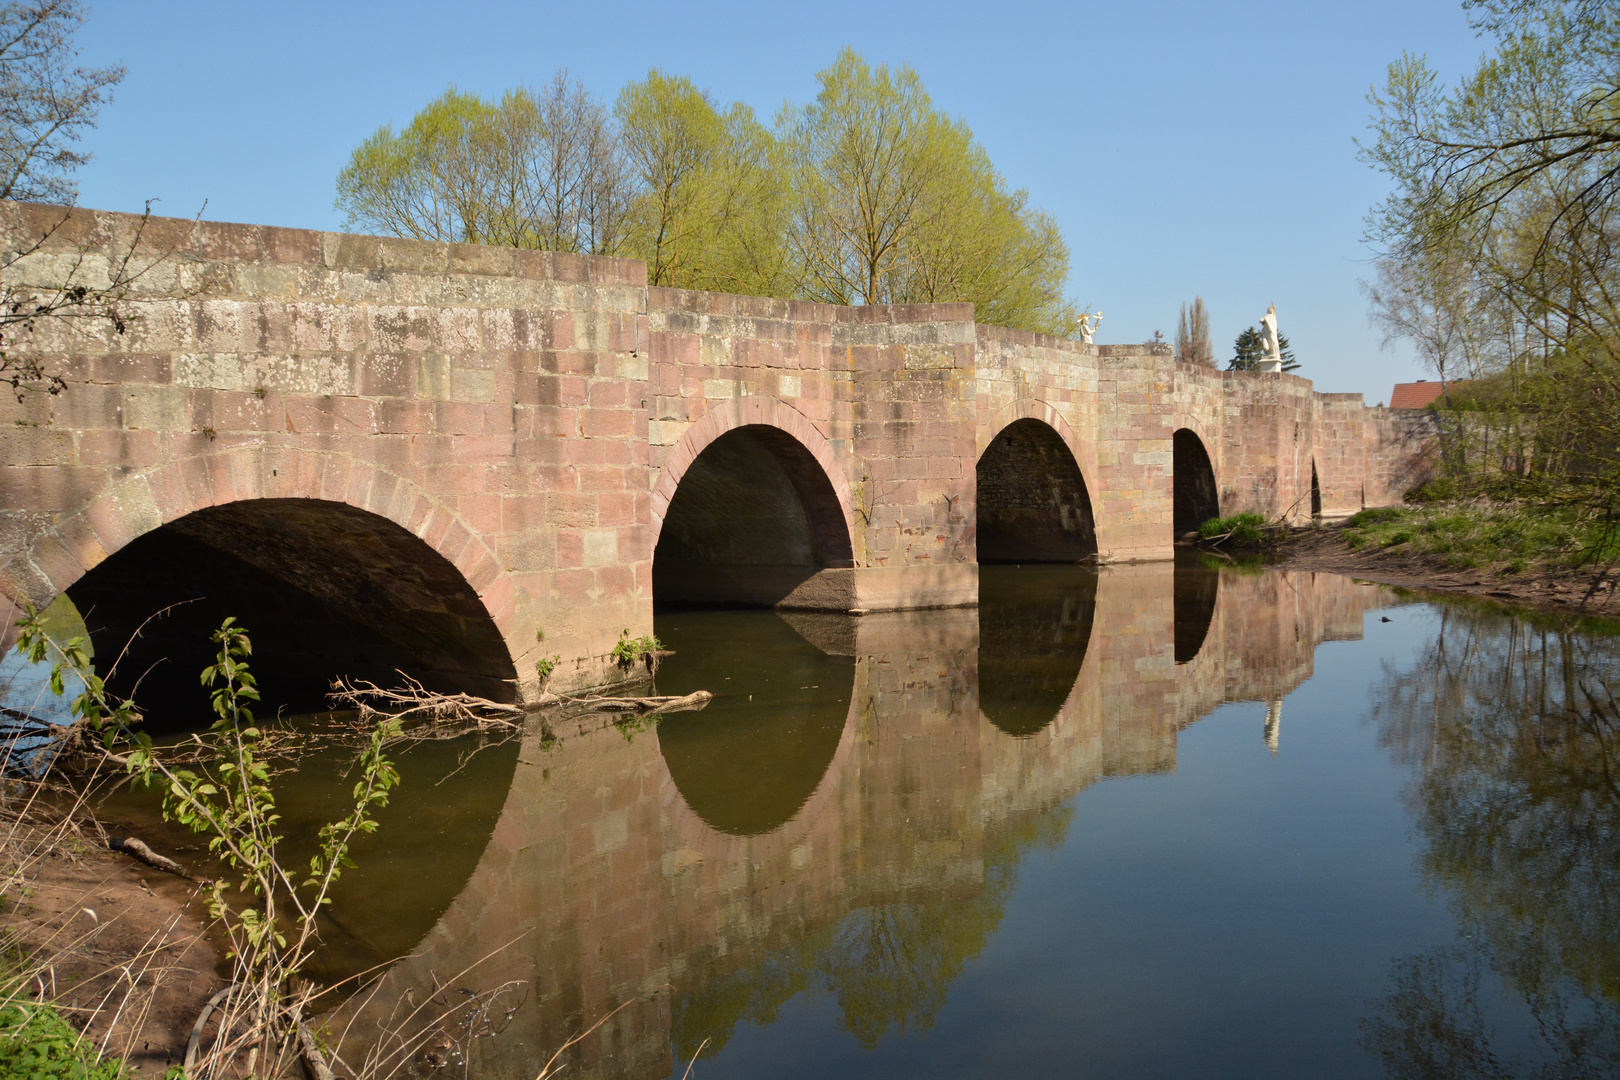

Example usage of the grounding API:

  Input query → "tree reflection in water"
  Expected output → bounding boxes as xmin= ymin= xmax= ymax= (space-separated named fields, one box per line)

xmin=1364 ymin=607 xmax=1620 ymax=1077
xmin=672 ymin=807 xmax=1073 ymax=1058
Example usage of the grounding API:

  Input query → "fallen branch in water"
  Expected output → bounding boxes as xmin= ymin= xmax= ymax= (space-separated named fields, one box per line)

xmin=328 ymin=673 xmax=714 ymax=736
xmin=297 ymin=1017 xmax=338 ymax=1080
xmin=328 ymin=673 xmax=524 ymax=733
xmin=577 ymin=691 xmax=712 ymax=714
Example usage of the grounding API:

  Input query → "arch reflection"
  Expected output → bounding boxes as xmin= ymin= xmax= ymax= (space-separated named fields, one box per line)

xmin=654 ymin=610 xmax=854 ymax=836
xmin=1174 ymin=553 xmax=1220 ymax=664
xmin=978 ymin=565 xmax=1097 ymax=737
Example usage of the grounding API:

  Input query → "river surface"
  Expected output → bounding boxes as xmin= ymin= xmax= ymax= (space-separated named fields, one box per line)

xmin=119 ymin=561 xmax=1620 ymax=1077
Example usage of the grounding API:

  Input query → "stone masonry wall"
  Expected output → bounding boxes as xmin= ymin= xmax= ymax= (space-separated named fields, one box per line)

xmin=0 ymin=204 xmax=1432 ymax=694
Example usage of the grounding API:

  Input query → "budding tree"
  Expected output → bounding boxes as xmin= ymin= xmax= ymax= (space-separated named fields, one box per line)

xmin=1175 ymin=296 xmax=1214 ymax=366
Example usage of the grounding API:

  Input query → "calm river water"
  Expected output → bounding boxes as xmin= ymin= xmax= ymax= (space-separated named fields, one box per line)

xmin=147 ymin=561 xmax=1620 ymax=1077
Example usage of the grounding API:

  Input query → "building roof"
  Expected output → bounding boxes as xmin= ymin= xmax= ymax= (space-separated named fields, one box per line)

xmin=1389 ymin=380 xmax=1464 ymax=409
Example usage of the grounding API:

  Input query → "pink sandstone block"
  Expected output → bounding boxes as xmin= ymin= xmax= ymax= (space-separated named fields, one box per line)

xmin=55 ymin=513 xmax=108 ymax=574
xmin=551 ymin=568 xmax=593 ymax=604
xmin=33 ymin=535 xmax=85 ymax=594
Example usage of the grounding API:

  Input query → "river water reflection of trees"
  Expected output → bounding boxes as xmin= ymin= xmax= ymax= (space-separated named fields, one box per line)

xmin=1366 ymin=608 xmax=1620 ymax=1078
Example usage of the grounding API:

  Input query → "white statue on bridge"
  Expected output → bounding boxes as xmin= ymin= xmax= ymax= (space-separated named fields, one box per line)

xmin=1260 ymin=304 xmax=1282 ymax=372
xmin=1264 ymin=698 xmax=1282 ymax=754
xmin=1078 ymin=310 xmax=1103 ymax=345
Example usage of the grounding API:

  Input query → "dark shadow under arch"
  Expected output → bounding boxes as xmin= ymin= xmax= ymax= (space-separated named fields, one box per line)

xmin=67 ymin=498 xmax=517 ymax=730
xmin=1174 ymin=553 xmax=1221 ymax=664
xmin=1173 ymin=429 xmax=1220 ymax=538
xmin=979 ymin=564 xmax=1097 ymax=737
xmin=1311 ymin=461 xmax=1323 ymax=518
xmin=655 ymin=425 xmax=854 ymax=608
xmin=653 ymin=609 xmax=853 ymax=836
xmin=976 ymin=419 xmax=1097 ymax=563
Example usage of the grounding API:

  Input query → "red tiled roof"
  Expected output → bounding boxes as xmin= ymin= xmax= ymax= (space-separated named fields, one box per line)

xmin=1389 ymin=380 xmax=1464 ymax=409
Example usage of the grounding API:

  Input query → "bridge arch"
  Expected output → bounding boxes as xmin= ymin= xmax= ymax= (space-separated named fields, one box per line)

xmin=976 ymin=405 xmax=1098 ymax=562
xmin=651 ymin=397 xmax=855 ymax=606
xmin=7 ymin=448 xmax=522 ymax=718
xmin=1172 ymin=427 xmax=1220 ymax=538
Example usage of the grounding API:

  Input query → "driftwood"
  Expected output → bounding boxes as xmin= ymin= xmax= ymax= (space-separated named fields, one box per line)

xmin=327 ymin=674 xmax=525 ymax=733
xmin=577 ymin=691 xmax=712 ymax=714
xmin=109 ymin=836 xmax=198 ymax=881
xmin=329 ymin=674 xmax=713 ymax=734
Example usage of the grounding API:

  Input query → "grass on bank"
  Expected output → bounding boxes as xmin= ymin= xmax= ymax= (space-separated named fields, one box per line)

xmin=0 ymin=996 xmax=127 ymax=1080
xmin=1340 ymin=501 xmax=1620 ymax=573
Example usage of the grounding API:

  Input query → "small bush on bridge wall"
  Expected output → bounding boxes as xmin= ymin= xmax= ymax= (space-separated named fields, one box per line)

xmin=611 ymin=630 xmax=663 ymax=671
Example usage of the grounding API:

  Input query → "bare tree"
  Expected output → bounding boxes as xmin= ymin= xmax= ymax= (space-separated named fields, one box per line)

xmin=0 ymin=0 xmax=123 ymax=205
xmin=1175 ymin=296 xmax=1214 ymax=366
xmin=522 ymin=71 xmax=632 ymax=255
xmin=0 ymin=1 xmax=153 ymax=401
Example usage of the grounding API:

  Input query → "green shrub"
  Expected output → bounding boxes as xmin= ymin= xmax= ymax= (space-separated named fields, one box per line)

xmin=0 ymin=1000 xmax=123 ymax=1080
xmin=1335 ymin=501 xmax=1617 ymax=570
xmin=1405 ymin=477 xmax=1461 ymax=504
xmin=1346 ymin=507 xmax=1407 ymax=527
xmin=1198 ymin=512 xmax=1269 ymax=546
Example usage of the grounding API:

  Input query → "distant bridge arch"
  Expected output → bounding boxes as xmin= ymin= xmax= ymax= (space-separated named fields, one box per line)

xmin=1172 ymin=427 xmax=1220 ymax=538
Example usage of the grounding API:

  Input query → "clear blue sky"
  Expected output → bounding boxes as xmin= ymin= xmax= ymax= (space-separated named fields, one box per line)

xmin=73 ymin=0 xmax=1487 ymax=404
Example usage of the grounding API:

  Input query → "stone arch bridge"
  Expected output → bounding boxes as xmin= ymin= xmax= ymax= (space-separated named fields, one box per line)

xmin=0 ymin=205 xmax=1433 ymax=696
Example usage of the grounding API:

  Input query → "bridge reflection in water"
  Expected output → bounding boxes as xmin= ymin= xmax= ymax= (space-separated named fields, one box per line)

xmin=332 ymin=563 xmax=1389 ymax=1077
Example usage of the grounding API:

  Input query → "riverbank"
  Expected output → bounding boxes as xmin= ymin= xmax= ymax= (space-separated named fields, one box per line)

xmin=1276 ymin=514 xmax=1620 ymax=622
xmin=2 ymin=807 xmax=221 ymax=1076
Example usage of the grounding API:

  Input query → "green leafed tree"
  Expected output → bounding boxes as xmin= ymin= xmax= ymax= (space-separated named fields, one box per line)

xmin=1361 ymin=0 xmax=1620 ymax=513
xmin=778 ymin=49 xmax=1077 ymax=335
xmin=1229 ymin=326 xmax=1298 ymax=372
xmin=616 ymin=69 xmax=788 ymax=295
xmin=334 ymin=74 xmax=630 ymax=254
xmin=335 ymin=51 xmax=1080 ymax=335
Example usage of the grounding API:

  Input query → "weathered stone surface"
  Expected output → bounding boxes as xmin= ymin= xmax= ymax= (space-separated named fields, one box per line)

xmin=0 ymin=204 xmax=1431 ymax=695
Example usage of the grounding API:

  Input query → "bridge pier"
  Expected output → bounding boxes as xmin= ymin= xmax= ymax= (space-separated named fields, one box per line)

xmin=0 ymin=204 xmax=1435 ymax=695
